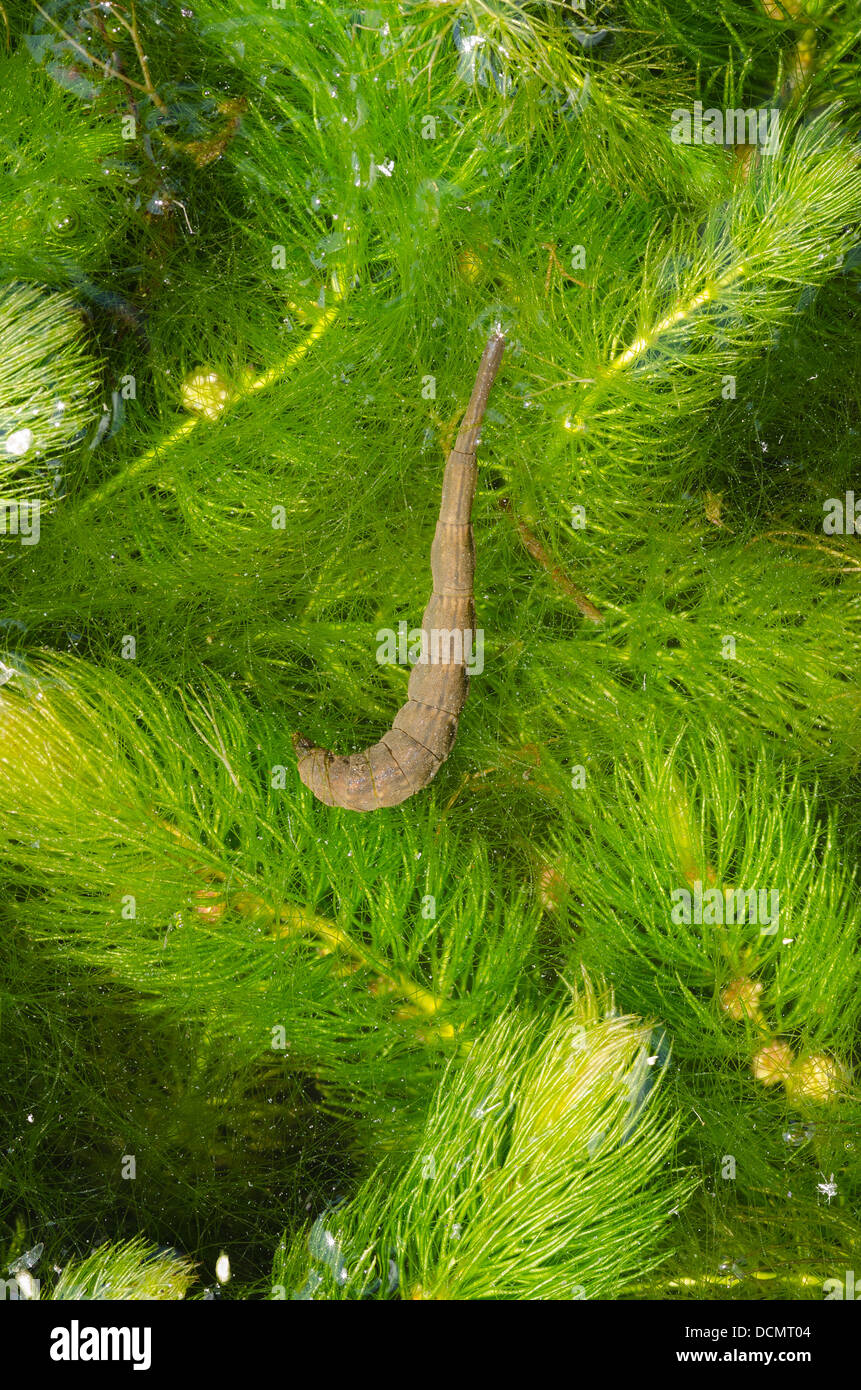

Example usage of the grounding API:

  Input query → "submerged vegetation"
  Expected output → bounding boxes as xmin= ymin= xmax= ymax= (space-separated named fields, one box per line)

xmin=0 ymin=0 xmax=860 ymax=1301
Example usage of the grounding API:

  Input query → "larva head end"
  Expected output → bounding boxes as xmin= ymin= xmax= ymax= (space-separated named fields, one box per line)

xmin=292 ymin=732 xmax=315 ymax=758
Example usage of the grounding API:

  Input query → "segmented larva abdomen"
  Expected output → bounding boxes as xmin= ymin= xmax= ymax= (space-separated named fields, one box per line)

xmin=293 ymin=331 xmax=506 ymax=811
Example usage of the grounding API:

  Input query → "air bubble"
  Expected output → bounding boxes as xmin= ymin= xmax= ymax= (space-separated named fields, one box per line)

xmin=5 ymin=428 xmax=34 ymax=457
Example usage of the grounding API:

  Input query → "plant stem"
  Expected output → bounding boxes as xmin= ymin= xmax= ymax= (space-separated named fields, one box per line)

xmin=32 ymin=1 xmax=166 ymax=109
xmin=75 ymin=287 xmax=344 ymax=518
xmin=499 ymin=496 xmax=603 ymax=622
xmin=273 ymin=902 xmax=457 ymax=1039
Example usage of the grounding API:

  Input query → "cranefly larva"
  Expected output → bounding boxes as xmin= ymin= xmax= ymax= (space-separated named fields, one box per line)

xmin=294 ymin=330 xmax=506 ymax=811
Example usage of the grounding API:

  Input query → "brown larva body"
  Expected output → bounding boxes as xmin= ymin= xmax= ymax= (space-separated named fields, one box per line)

xmin=293 ymin=331 xmax=506 ymax=811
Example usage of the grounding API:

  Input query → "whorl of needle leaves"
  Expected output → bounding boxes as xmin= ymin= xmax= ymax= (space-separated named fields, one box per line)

xmin=2 ymin=0 xmax=861 ymax=1300
xmin=0 ymin=50 xmax=125 ymax=285
xmin=0 ymin=653 xmax=540 ymax=1129
xmin=49 ymin=1237 xmax=196 ymax=1302
xmin=556 ymin=724 xmax=861 ymax=1059
xmin=0 ymin=283 xmax=99 ymax=499
xmin=274 ymin=988 xmax=688 ymax=1301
